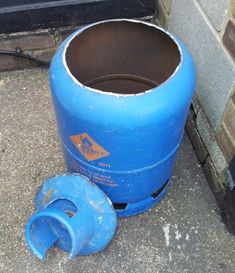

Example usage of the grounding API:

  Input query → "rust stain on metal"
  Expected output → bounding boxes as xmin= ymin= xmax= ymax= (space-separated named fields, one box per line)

xmin=42 ymin=189 xmax=54 ymax=205
xmin=65 ymin=210 xmax=75 ymax=218
xmin=88 ymin=197 xmax=104 ymax=213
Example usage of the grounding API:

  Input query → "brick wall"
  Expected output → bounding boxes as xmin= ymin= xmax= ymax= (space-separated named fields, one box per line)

xmin=158 ymin=0 xmax=235 ymax=201
xmin=0 ymin=16 xmax=154 ymax=73
xmin=0 ymin=26 xmax=80 ymax=72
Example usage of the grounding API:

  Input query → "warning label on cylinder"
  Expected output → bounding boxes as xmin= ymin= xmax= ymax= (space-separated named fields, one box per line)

xmin=71 ymin=160 xmax=118 ymax=188
xmin=70 ymin=133 xmax=110 ymax=161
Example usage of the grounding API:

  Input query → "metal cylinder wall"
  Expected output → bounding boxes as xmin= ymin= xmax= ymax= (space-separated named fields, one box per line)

xmin=49 ymin=19 xmax=196 ymax=217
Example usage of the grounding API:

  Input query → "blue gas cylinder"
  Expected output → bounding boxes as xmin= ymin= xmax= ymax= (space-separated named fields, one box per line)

xmin=50 ymin=19 xmax=196 ymax=217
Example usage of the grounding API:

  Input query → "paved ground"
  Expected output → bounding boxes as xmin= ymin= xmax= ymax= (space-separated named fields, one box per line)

xmin=0 ymin=68 xmax=235 ymax=273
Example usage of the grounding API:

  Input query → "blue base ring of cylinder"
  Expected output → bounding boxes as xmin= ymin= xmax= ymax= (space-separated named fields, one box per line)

xmin=114 ymin=179 xmax=171 ymax=217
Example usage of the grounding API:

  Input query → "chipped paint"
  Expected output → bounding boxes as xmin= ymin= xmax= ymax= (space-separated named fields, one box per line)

xmin=88 ymin=197 xmax=104 ymax=213
xmin=42 ymin=188 xmax=54 ymax=205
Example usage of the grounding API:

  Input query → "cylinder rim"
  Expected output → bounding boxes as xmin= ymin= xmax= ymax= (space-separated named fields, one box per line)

xmin=62 ymin=19 xmax=183 ymax=97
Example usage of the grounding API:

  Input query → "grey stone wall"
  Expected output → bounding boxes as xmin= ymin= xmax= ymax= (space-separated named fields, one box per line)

xmin=157 ymin=0 xmax=235 ymax=199
xmin=168 ymin=0 xmax=235 ymax=130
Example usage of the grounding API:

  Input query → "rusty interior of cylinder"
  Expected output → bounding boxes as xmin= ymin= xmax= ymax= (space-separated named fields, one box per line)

xmin=65 ymin=21 xmax=181 ymax=94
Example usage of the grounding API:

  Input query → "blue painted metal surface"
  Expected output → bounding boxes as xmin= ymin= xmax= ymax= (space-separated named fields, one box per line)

xmin=49 ymin=19 xmax=196 ymax=217
xmin=25 ymin=174 xmax=117 ymax=260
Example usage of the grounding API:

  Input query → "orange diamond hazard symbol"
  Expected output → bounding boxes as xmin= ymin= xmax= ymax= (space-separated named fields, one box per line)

xmin=70 ymin=133 xmax=110 ymax=161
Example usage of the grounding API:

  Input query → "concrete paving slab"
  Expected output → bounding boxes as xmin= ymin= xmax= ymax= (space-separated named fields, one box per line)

xmin=0 ymin=68 xmax=235 ymax=273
